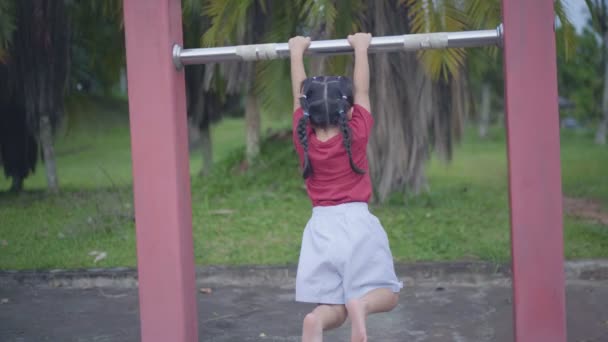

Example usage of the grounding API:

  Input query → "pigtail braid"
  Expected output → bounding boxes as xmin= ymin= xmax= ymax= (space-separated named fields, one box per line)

xmin=297 ymin=95 xmax=312 ymax=178
xmin=338 ymin=107 xmax=365 ymax=175
xmin=297 ymin=111 xmax=313 ymax=179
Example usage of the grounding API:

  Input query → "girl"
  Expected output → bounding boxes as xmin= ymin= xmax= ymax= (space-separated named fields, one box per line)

xmin=289 ymin=33 xmax=403 ymax=342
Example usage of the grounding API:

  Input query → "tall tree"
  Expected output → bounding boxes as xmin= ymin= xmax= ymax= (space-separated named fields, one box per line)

xmin=194 ymin=0 xmax=576 ymax=202
xmin=557 ymin=26 xmax=603 ymax=123
xmin=203 ymin=0 xmax=466 ymax=200
xmin=203 ymin=0 xmax=269 ymax=167
xmin=183 ymin=0 xmax=225 ymax=176
xmin=11 ymin=0 xmax=70 ymax=193
xmin=352 ymin=0 xmax=573 ymax=200
xmin=406 ymin=0 xmax=574 ymax=140
xmin=361 ymin=0 xmax=462 ymax=199
xmin=585 ymin=0 xmax=608 ymax=144
xmin=70 ymin=0 xmax=225 ymax=176
xmin=0 ymin=63 xmax=38 ymax=192
xmin=0 ymin=0 xmax=36 ymax=192
xmin=69 ymin=0 xmax=125 ymax=96
xmin=203 ymin=0 xmax=335 ymax=166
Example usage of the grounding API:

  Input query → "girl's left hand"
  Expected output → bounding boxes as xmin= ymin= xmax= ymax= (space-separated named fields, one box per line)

xmin=347 ymin=33 xmax=372 ymax=51
xmin=289 ymin=36 xmax=311 ymax=55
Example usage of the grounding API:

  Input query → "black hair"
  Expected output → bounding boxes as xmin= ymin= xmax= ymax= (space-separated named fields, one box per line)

xmin=297 ymin=76 xmax=365 ymax=179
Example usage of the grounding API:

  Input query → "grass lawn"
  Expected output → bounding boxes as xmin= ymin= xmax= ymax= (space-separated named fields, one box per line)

xmin=0 ymin=98 xmax=607 ymax=270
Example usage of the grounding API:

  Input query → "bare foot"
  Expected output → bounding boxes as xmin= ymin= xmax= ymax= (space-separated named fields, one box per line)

xmin=302 ymin=312 xmax=323 ymax=342
xmin=346 ymin=299 xmax=368 ymax=342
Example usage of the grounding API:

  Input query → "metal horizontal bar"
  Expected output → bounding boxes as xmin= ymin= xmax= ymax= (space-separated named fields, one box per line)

xmin=173 ymin=25 xmax=503 ymax=69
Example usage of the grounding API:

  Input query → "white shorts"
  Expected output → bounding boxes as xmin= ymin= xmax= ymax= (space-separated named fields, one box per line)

xmin=295 ymin=202 xmax=403 ymax=304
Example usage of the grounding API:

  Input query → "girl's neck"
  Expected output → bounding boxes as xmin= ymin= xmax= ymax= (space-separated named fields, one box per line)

xmin=314 ymin=126 xmax=340 ymax=142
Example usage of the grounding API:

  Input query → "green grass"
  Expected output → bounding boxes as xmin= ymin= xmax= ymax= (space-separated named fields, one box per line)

xmin=4 ymin=97 xmax=291 ymax=190
xmin=0 ymin=99 xmax=607 ymax=270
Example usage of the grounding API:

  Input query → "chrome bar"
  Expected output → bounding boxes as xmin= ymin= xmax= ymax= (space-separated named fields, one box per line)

xmin=173 ymin=25 xmax=503 ymax=69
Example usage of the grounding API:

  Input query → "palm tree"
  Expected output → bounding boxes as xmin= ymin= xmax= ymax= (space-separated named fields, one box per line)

xmin=202 ymin=0 xmax=357 ymax=165
xmin=84 ymin=0 xmax=231 ymax=176
xmin=183 ymin=0 xmax=231 ymax=176
xmin=584 ymin=0 xmax=608 ymax=144
xmin=1 ymin=0 xmax=228 ymax=191
xmin=0 ymin=63 xmax=38 ymax=192
xmin=0 ymin=0 xmax=126 ymax=193
xmin=70 ymin=1 xmax=125 ymax=96
xmin=0 ymin=1 xmax=34 ymax=193
xmin=202 ymin=0 xmax=269 ymax=167
xmin=0 ymin=1 xmax=103 ymax=192
xmin=10 ymin=0 xmax=71 ymax=193
xmin=347 ymin=0 xmax=574 ymax=201
xmin=406 ymin=0 xmax=575 ymax=139
xmin=201 ymin=0 xmax=467 ymax=200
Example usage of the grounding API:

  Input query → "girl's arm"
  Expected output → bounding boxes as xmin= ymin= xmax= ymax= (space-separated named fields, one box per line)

xmin=289 ymin=36 xmax=311 ymax=111
xmin=348 ymin=33 xmax=372 ymax=113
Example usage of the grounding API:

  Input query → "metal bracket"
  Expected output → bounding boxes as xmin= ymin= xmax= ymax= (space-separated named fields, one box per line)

xmin=173 ymin=44 xmax=183 ymax=70
xmin=496 ymin=24 xmax=504 ymax=48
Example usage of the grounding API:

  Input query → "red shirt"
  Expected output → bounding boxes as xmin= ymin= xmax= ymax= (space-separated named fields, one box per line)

xmin=292 ymin=104 xmax=374 ymax=207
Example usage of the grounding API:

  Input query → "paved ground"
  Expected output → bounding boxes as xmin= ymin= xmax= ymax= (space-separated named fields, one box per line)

xmin=1 ymin=263 xmax=608 ymax=341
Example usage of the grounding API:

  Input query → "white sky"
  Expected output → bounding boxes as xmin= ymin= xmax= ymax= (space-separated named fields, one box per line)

xmin=563 ymin=0 xmax=591 ymax=32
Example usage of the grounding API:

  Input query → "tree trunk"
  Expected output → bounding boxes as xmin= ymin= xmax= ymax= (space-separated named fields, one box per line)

xmin=311 ymin=57 xmax=326 ymax=76
xmin=0 ymin=74 xmax=38 ymax=193
xmin=479 ymin=82 xmax=492 ymax=138
xmin=366 ymin=1 xmax=430 ymax=201
xmin=245 ymin=94 xmax=260 ymax=165
xmin=13 ymin=0 xmax=69 ymax=192
xmin=199 ymin=122 xmax=213 ymax=176
xmin=597 ymin=117 xmax=608 ymax=145
xmin=10 ymin=177 xmax=24 ymax=193
xmin=39 ymin=115 xmax=58 ymax=193
xmin=365 ymin=0 xmax=468 ymax=201
xmin=310 ymin=29 xmax=327 ymax=75
xmin=594 ymin=33 xmax=608 ymax=145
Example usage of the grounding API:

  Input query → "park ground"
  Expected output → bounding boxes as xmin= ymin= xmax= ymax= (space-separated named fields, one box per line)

xmin=1 ymin=262 xmax=608 ymax=341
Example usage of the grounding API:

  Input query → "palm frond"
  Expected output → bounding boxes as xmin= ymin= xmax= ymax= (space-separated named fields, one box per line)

xmin=255 ymin=59 xmax=293 ymax=118
xmin=257 ymin=0 xmax=269 ymax=14
xmin=182 ymin=0 xmax=203 ymax=22
xmin=335 ymin=0 xmax=364 ymax=35
xmin=202 ymin=0 xmax=254 ymax=46
xmin=403 ymin=0 xmax=577 ymax=79
xmin=101 ymin=0 xmax=123 ymax=22
xmin=403 ymin=0 xmax=469 ymax=81
xmin=463 ymin=0 xmax=501 ymax=29
xmin=309 ymin=0 xmax=338 ymax=36
xmin=554 ymin=0 xmax=577 ymax=60
xmin=584 ymin=0 xmax=598 ymax=30
xmin=315 ymin=0 xmax=365 ymax=76
xmin=584 ymin=0 xmax=608 ymax=34
xmin=254 ymin=0 xmax=304 ymax=118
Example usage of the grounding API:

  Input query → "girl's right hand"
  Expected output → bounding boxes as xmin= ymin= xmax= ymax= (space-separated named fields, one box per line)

xmin=347 ymin=33 xmax=372 ymax=51
xmin=289 ymin=36 xmax=311 ymax=55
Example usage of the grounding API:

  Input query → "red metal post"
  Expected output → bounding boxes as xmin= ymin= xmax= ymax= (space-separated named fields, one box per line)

xmin=501 ymin=1 xmax=567 ymax=341
xmin=123 ymin=1 xmax=198 ymax=341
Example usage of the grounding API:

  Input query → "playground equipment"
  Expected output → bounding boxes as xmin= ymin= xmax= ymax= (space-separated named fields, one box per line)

xmin=122 ymin=1 xmax=565 ymax=341
xmin=172 ymin=26 xmax=503 ymax=67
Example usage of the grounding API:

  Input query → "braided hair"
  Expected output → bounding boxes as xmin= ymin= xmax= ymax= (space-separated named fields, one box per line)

xmin=297 ymin=76 xmax=365 ymax=178
xmin=297 ymin=102 xmax=312 ymax=178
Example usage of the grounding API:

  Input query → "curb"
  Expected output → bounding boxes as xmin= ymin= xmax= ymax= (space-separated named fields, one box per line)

xmin=1 ymin=260 xmax=607 ymax=289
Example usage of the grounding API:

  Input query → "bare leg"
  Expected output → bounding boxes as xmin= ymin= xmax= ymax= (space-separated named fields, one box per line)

xmin=302 ymin=304 xmax=348 ymax=342
xmin=346 ymin=288 xmax=399 ymax=342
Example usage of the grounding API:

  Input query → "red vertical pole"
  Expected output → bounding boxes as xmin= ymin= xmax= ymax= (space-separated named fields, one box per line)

xmin=502 ymin=1 xmax=567 ymax=341
xmin=123 ymin=1 xmax=198 ymax=341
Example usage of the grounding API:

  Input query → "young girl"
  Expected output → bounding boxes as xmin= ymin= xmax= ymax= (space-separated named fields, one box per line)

xmin=289 ymin=33 xmax=403 ymax=342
